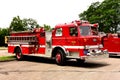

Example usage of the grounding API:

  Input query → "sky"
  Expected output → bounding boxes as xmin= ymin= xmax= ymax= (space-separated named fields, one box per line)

xmin=0 ymin=0 xmax=104 ymax=28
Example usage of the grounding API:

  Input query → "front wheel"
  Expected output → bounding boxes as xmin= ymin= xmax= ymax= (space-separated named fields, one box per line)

xmin=109 ymin=54 xmax=114 ymax=58
xmin=55 ymin=49 xmax=66 ymax=66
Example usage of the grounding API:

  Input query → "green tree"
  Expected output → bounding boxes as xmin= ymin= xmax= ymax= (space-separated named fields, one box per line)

xmin=0 ymin=28 xmax=9 ymax=46
xmin=79 ymin=0 xmax=120 ymax=33
xmin=9 ymin=16 xmax=40 ymax=31
xmin=9 ymin=16 xmax=26 ymax=31
xmin=43 ymin=24 xmax=51 ymax=31
xmin=22 ymin=18 xmax=40 ymax=30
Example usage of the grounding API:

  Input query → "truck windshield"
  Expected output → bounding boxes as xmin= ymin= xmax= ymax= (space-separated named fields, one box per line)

xmin=80 ymin=26 xmax=90 ymax=36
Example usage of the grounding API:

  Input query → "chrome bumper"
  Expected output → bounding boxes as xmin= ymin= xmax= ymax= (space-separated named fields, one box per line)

xmin=81 ymin=50 xmax=108 ymax=60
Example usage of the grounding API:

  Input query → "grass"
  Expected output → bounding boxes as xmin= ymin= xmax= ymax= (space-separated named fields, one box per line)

xmin=0 ymin=56 xmax=16 ymax=61
xmin=0 ymin=47 xmax=8 ymax=50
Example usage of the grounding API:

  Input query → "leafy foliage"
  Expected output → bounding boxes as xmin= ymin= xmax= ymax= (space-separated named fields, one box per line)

xmin=43 ymin=24 xmax=51 ymax=31
xmin=22 ymin=18 xmax=40 ymax=30
xmin=9 ymin=16 xmax=40 ymax=31
xmin=0 ymin=28 xmax=9 ymax=46
xmin=79 ymin=0 xmax=120 ymax=33
xmin=9 ymin=16 xmax=26 ymax=31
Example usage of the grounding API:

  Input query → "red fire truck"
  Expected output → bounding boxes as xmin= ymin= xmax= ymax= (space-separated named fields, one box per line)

xmin=102 ymin=33 xmax=120 ymax=57
xmin=7 ymin=20 xmax=107 ymax=65
xmin=88 ymin=24 xmax=120 ymax=57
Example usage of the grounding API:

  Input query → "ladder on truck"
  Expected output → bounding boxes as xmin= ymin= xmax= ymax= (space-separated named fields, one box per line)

xmin=7 ymin=36 xmax=38 ymax=44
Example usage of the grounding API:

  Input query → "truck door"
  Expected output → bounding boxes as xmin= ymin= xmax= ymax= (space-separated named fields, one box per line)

xmin=67 ymin=27 xmax=79 ymax=50
xmin=65 ymin=27 xmax=80 ymax=58
xmin=45 ymin=31 xmax=52 ymax=57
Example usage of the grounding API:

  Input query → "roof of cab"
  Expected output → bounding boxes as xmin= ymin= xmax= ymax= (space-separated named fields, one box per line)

xmin=55 ymin=22 xmax=76 ymax=28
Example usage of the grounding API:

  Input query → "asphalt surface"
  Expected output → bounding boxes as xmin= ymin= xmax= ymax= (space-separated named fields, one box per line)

xmin=0 ymin=50 xmax=120 ymax=80
xmin=0 ymin=50 xmax=14 ymax=57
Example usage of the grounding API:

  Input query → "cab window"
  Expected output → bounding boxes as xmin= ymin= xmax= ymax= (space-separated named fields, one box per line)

xmin=69 ymin=27 xmax=78 ymax=36
xmin=55 ymin=28 xmax=62 ymax=36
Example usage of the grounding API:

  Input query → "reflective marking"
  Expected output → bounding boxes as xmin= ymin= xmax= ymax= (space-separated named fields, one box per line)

xmin=8 ymin=44 xmax=34 ymax=47
xmin=53 ymin=45 xmax=99 ymax=49
xmin=8 ymin=44 xmax=19 ymax=46
xmin=88 ymin=45 xmax=99 ymax=48
xmin=40 ymin=45 xmax=46 ymax=48
xmin=21 ymin=45 xmax=34 ymax=47
xmin=8 ymin=44 xmax=99 ymax=49
xmin=52 ymin=45 xmax=84 ymax=49
xmin=64 ymin=46 xmax=84 ymax=49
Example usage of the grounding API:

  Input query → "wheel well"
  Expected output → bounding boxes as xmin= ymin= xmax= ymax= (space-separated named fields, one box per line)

xmin=14 ymin=46 xmax=21 ymax=53
xmin=52 ymin=47 xmax=65 ymax=58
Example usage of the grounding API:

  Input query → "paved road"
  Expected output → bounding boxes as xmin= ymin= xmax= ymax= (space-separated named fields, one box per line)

xmin=0 ymin=50 xmax=14 ymax=56
xmin=0 ymin=50 xmax=120 ymax=80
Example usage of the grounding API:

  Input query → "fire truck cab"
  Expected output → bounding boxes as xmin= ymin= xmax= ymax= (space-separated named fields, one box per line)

xmin=7 ymin=20 xmax=107 ymax=65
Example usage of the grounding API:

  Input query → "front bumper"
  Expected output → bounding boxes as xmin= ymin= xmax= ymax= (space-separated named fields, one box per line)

xmin=82 ymin=49 xmax=108 ymax=60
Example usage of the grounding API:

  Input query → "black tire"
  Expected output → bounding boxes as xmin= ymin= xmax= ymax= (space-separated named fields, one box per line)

xmin=15 ymin=48 xmax=23 ymax=60
xmin=76 ymin=59 xmax=85 ymax=64
xmin=109 ymin=54 xmax=113 ymax=58
xmin=55 ymin=49 xmax=66 ymax=66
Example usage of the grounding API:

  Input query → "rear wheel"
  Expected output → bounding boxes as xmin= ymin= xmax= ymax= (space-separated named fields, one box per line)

xmin=55 ymin=49 xmax=66 ymax=65
xmin=15 ymin=48 xmax=23 ymax=60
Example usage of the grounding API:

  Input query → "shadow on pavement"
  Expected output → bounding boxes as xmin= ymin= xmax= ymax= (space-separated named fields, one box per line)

xmin=66 ymin=60 xmax=109 ymax=68
xmin=22 ymin=55 xmax=109 ymax=68
xmin=23 ymin=55 xmax=55 ymax=64
xmin=109 ymin=56 xmax=120 ymax=58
